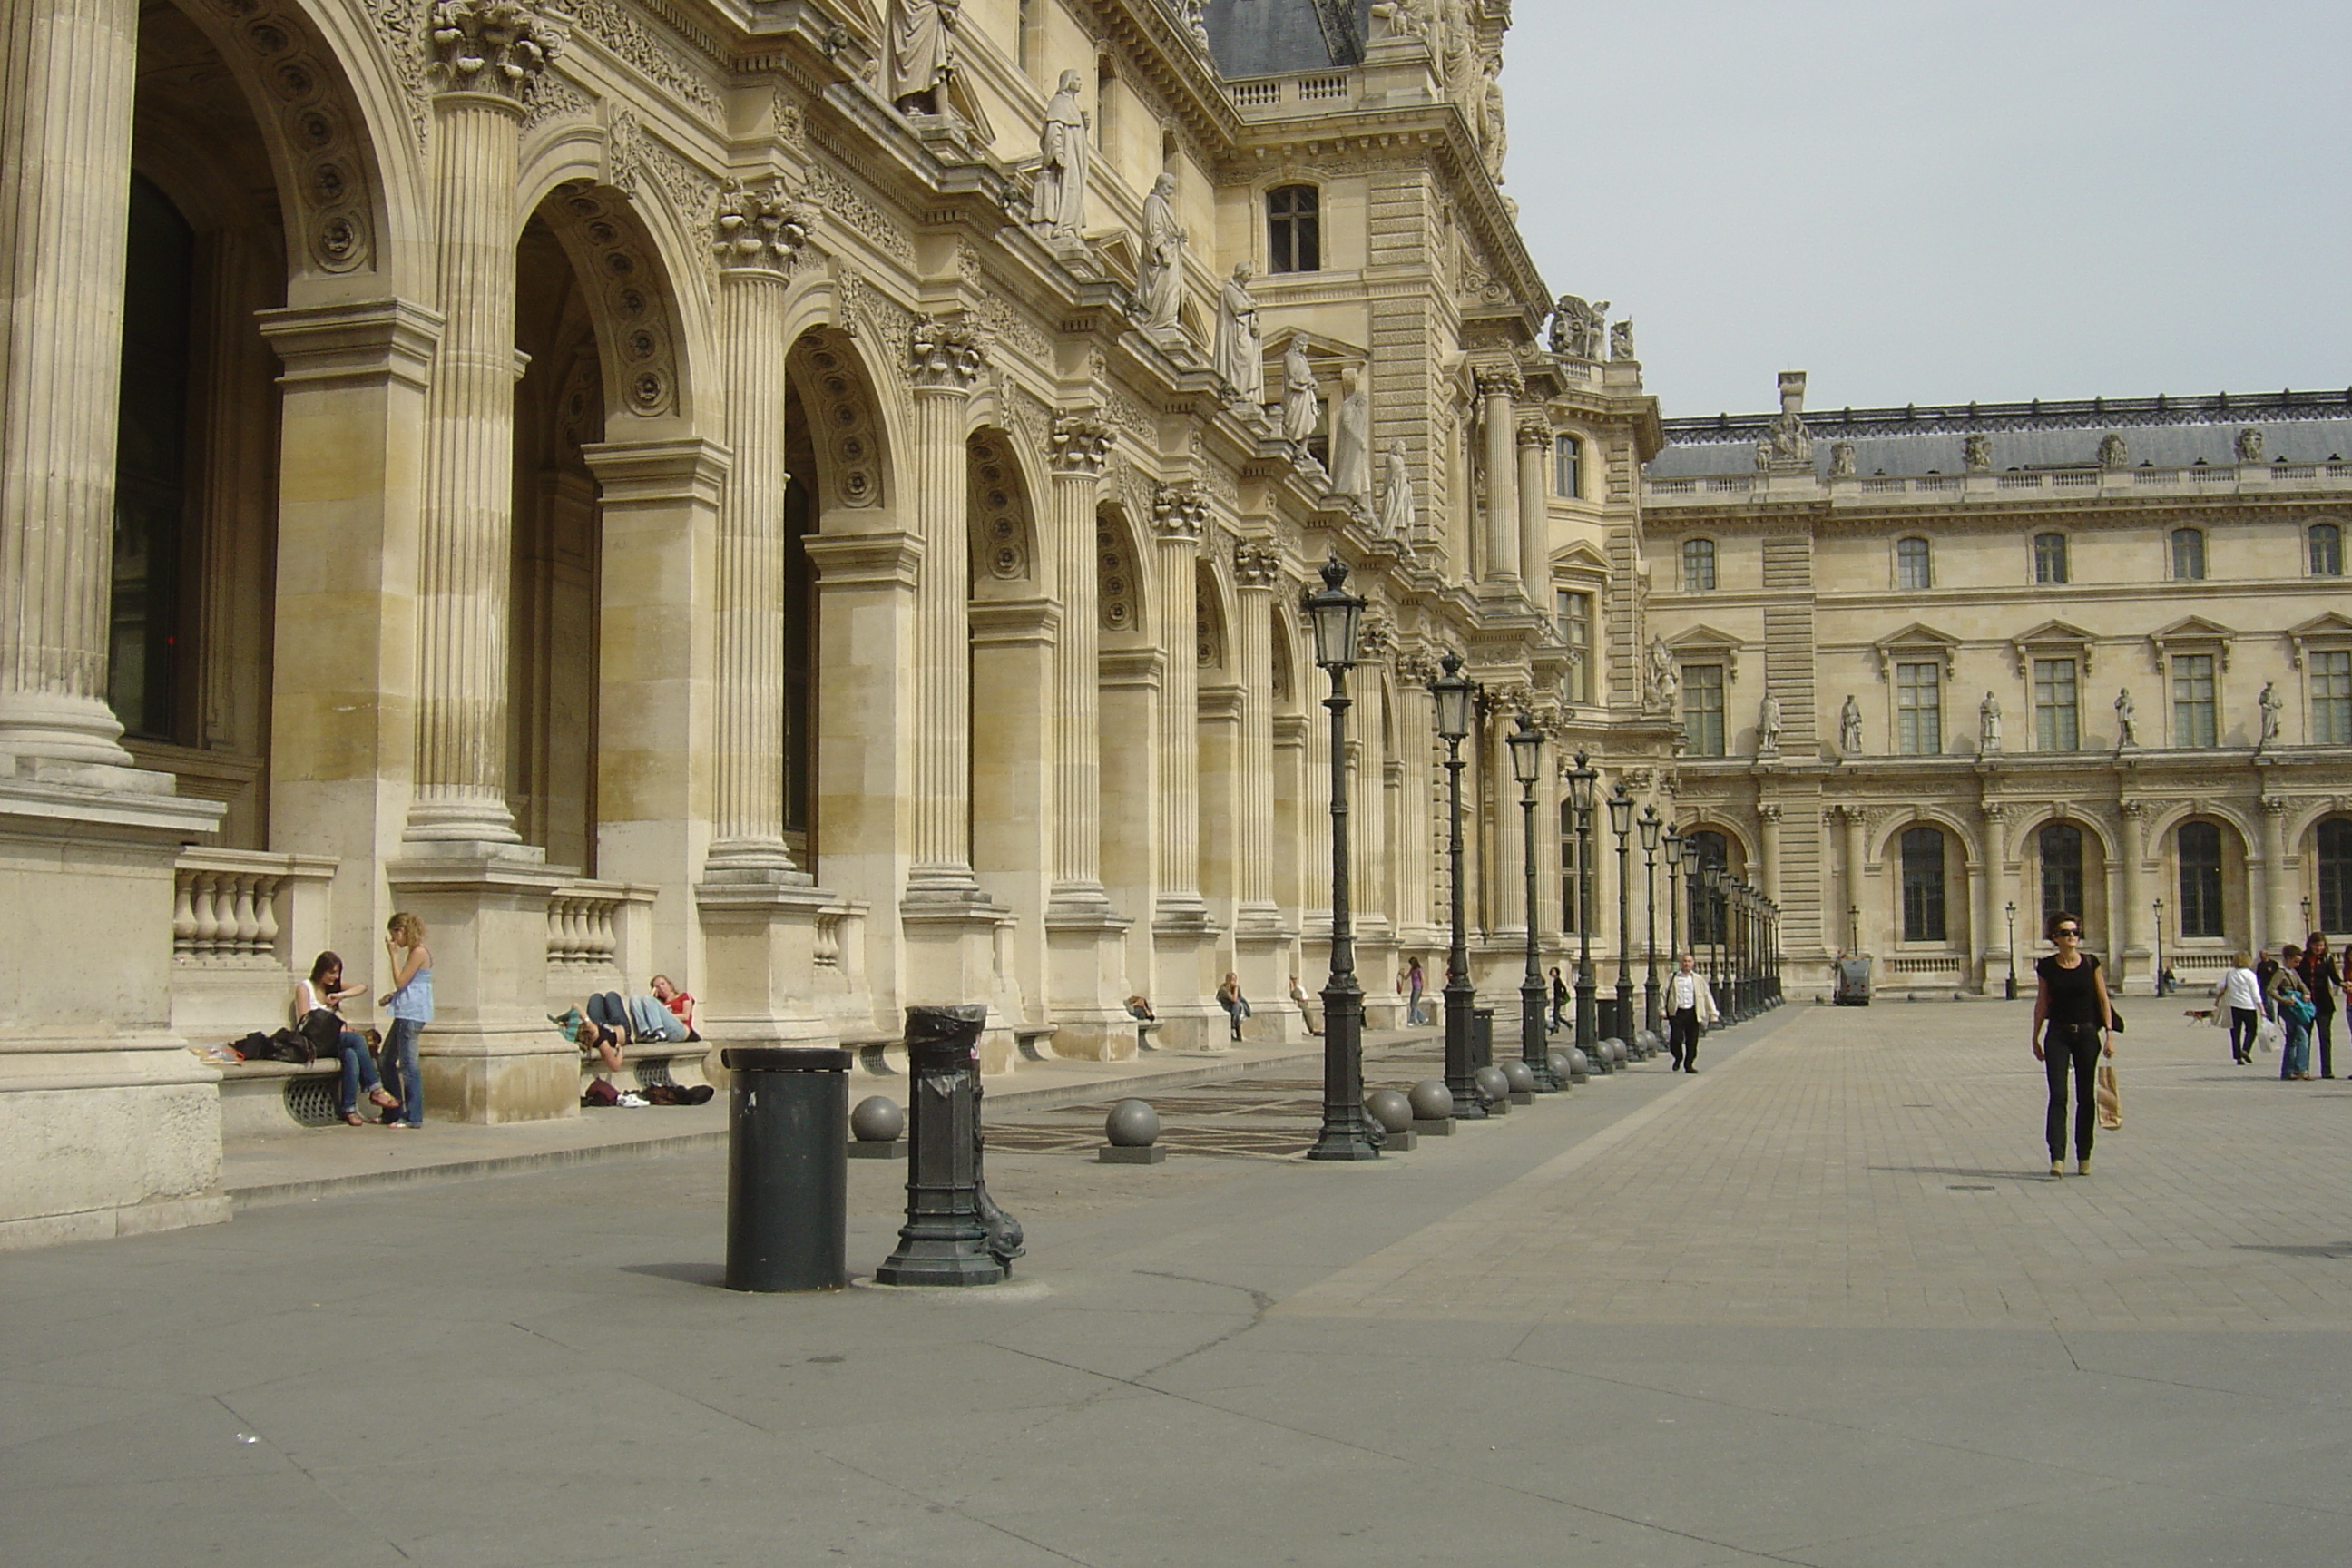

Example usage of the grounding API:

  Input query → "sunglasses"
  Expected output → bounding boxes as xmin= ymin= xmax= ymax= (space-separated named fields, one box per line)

xmin=2054 ymin=927 xmax=2081 ymax=937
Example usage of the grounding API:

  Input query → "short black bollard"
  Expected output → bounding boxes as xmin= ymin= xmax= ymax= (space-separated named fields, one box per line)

xmin=722 ymin=1047 xmax=851 ymax=1293
xmin=875 ymin=1004 xmax=1025 ymax=1287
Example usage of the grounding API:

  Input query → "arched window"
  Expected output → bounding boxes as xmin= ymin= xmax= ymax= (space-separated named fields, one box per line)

xmin=1900 ymin=826 xmax=1948 ymax=943
xmin=2312 ymin=523 xmax=2344 ymax=577
xmin=2319 ymin=818 xmax=2352 ymax=934
xmin=2033 ymin=532 xmax=2068 ymax=584
xmin=2171 ymin=527 xmax=2207 ymax=581
xmin=1681 ymin=536 xmax=1717 ymax=592
xmin=111 ymin=173 xmax=196 ymax=742
xmin=1266 ymin=184 xmax=1319 ymax=273
xmin=2039 ymin=823 xmax=2084 ymax=926
xmin=2177 ymin=821 xmax=2223 ymax=938
xmin=1554 ymin=434 xmax=1582 ymax=498
xmin=1896 ymin=536 xmax=1932 ymax=592
xmin=1689 ymin=829 xmax=1729 ymax=946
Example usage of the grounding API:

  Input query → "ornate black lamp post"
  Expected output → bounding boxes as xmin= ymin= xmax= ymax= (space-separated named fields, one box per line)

xmin=1507 ymin=716 xmax=1555 ymax=1091
xmin=1568 ymin=750 xmax=1600 ymax=1063
xmin=1430 ymin=653 xmax=1485 ymax=1122
xmin=1663 ymin=823 xmax=1684 ymax=977
xmin=1681 ymin=832 xmax=1700 ymax=988
xmin=2004 ymin=900 xmax=2018 ymax=1000
xmin=1607 ymin=782 xmax=1634 ymax=1041
xmin=1725 ymin=877 xmax=1746 ymax=1023
xmin=1303 ymin=558 xmax=1378 ymax=1161
xmin=1640 ymin=805 xmax=1663 ymax=1035
xmin=2152 ymin=897 xmax=2165 ymax=997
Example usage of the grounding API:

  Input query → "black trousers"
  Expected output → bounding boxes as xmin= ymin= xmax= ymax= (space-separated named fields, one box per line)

xmin=2316 ymin=1004 xmax=2336 ymax=1077
xmin=1669 ymin=1006 xmax=1700 ymax=1070
xmin=2229 ymin=1007 xmax=2259 ymax=1062
xmin=2044 ymin=1024 xmax=2102 ymax=1161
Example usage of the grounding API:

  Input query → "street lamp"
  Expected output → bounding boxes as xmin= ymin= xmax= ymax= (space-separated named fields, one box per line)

xmin=1302 ymin=558 xmax=1377 ymax=1161
xmin=1568 ymin=750 xmax=1600 ymax=1066
xmin=2152 ymin=897 xmax=2166 ymax=997
xmin=1726 ymin=877 xmax=1747 ymax=1023
xmin=1607 ymin=781 xmax=1635 ymax=1044
xmin=1700 ymin=858 xmax=1724 ymax=1020
xmin=2004 ymin=900 xmax=2018 ymax=1000
xmin=1640 ymin=806 xmax=1663 ymax=1035
xmin=1663 ymin=823 xmax=1685 ymax=983
xmin=1848 ymin=903 xmax=1861 ymax=956
xmin=1507 ymin=715 xmax=1554 ymax=1091
xmin=2302 ymin=894 xmax=2314 ymax=936
xmin=1430 ymin=653 xmax=1485 ymax=1122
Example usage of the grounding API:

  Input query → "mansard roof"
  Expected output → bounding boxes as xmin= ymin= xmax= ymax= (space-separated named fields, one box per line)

xmin=1204 ymin=0 xmax=1372 ymax=78
xmin=1647 ymin=387 xmax=2352 ymax=479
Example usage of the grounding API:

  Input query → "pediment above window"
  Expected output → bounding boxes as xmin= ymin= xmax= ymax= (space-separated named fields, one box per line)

xmin=1873 ymin=622 xmax=1960 ymax=682
xmin=2009 ymin=619 xmax=2098 ymax=679
xmin=2288 ymin=610 xmax=2352 ymax=670
xmin=1667 ymin=622 xmax=1741 ymax=681
xmin=2150 ymin=614 xmax=2234 ymax=672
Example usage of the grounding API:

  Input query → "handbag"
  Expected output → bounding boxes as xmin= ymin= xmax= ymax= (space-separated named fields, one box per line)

xmin=2256 ymin=1015 xmax=2283 ymax=1054
xmin=2103 ymin=1004 xmax=2125 ymax=1034
xmin=295 ymin=1007 xmax=343 ymax=1061
xmin=2094 ymin=1062 xmax=2122 ymax=1130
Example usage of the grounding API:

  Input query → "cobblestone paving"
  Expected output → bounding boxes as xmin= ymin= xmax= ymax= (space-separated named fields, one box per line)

xmin=1281 ymin=1001 xmax=2352 ymax=1329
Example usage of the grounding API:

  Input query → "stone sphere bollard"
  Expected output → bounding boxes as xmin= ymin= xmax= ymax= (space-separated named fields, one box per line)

xmin=851 ymin=1095 xmax=904 ymax=1142
xmin=1604 ymin=1037 xmax=1628 ymax=1066
xmin=1501 ymin=1060 xmax=1537 ymax=1100
xmin=1363 ymin=1087 xmax=1414 ymax=1133
xmin=1407 ymin=1078 xmax=1455 ymax=1122
xmin=1634 ymin=1028 xmax=1663 ymax=1059
xmin=1547 ymin=1049 xmax=1574 ymax=1084
xmin=1473 ymin=1063 xmax=1512 ymax=1110
xmin=1566 ymin=1047 xmax=1592 ymax=1083
xmin=1105 ymin=1098 xmax=1160 ymax=1146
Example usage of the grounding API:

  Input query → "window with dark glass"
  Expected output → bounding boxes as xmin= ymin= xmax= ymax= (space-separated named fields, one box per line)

xmin=1681 ymin=663 xmax=1725 ymax=756
xmin=1266 ymin=184 xmax=1320 ymax=273
xmin=1558 ymin=798 xmax=1580 ymax=933
xmin=2040 ymin=822 xmax=2084 ymax=925
xmin=1896 ymin=661 xmax=1941 ymax=755
xmin=2311 ymin=523 xmax=2343 ymax=577
xmin=109 ymin=174 xmax=195 ymax=742
xmin=2313 ymin=649 xmax=2352 ymax=745
xmin=2177 ymin=820 xmax=2224 ymax=939
xmin=2171 ymin=527 xmax=2207 ymax=581
xmin=2034 ymin=532 xmax=2069 ymax=584
xmin=2172 ymin=653 xmax=2217 ymax=747
xmin=1896 ymin=536 xmax=1932 ymax=592
xmin=2033 ymin=657 xmax=2078 ymax=750
xmin=1554 ymin=434 xmax=1582 ymax=498
xmin=1681 ymin=536 xmax=1716 ymax=592
xmin=1900 ymin=827 xmax=1948 ymax=943
xmin=1690 ymin=829 xmax=1729 ymax=946
xmin=2320 ymin=818 xmax=2352 ymax=933
xmin=1555 ymin=589 xmax=1592 ymax=703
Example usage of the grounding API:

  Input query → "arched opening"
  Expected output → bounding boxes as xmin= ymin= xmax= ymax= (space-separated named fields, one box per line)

xmin=966 ymin=428 xmax=1046 ymax=1020
xmin=2315 ymin=817 xmax=2352 ymax=936
xmin=1194 ymin=562 xmax=1241 ymax=940
xmin=1898 ymin=825 xmax=1952 ymax=945
xmin=2031 ymin=819 xmax=2109 ymax=953
xmin=1686 ymin=828 xmax=1742 ymax=946
xmin=1095 ymin=502 xmax=1157 ymax=990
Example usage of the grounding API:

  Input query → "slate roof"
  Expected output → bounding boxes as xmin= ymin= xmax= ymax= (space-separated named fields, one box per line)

xmin=1646 ymin=389 xmax=2352 ymax=479
xmin=1204 ymin=0 xmax=1370 ymax=78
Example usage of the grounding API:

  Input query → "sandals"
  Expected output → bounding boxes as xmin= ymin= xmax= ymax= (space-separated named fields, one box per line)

xmin=343 ymin=1112 xmax=367 ymax=1126
xmin=368 ymin=1088 xmax=401 ymax=1111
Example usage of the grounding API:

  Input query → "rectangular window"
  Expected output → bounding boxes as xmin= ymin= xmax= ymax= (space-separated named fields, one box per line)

xmin=1558 ymin=799 xmax=1580 ymax=933
xmin=2033 ymin=658 xmax=2079 ymax=750
xmin=1681 ymin=663 xmax=1725 ymax=757
xmin=2177 ymin=822 xmax=2224 ymax=939
xmin=1896 ymin=537 xmax=1932 ymax=592
xmin=1896 ymin=662 xmax=1942 ymax=755
xmin=2315 ymin=651 xmax=2352 ymax=745
xmin=2171 ymin=528 xmax=2207 ymax=581
xmin=1900 ymin=828 xmax=1948 ymax=944
xmin=2034 ymin=533 xmax=2069 ymax=584
xmin=2172 ymin=653 xmax=2217 ymax=747
xmin=1266 ymin=185 xmax=1320 ymax=273
xmin=1555 ymin=589 xmax=1593 ymax=704
xmin=1681 ymin=538 xmax=1716 ymax=592
xmin=1554 ymin=435 xmax=1581 ymax=499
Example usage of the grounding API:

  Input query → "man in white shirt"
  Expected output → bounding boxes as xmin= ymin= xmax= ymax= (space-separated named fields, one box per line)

xmin=1665 ymin=952 xmax=1720 ymax=1073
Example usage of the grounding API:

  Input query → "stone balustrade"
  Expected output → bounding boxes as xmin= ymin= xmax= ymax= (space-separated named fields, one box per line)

xmin=168 ymin=849 xmax=338 ymax=1036
xmin=544 ymin=879 xmax=658 ymax=1002
xmin=1644 ymin=461 xmax=2352 ymax=509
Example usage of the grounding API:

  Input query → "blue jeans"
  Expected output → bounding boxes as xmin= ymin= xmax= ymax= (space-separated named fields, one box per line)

xmin=2281 ymin=1014 xmax=2311 ymax=1077
xmin=1406 ymin=992 xmax=1426 ymax=1025
xmin=335 ymin=1029 xmax=381 ymax=1116
xmin=386 ymin=1017 xmax=424 ymax=1125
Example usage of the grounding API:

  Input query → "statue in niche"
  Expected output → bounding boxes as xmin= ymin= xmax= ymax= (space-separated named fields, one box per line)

xmin=2098 ymin=431 xmax=2128 ymax=470
xmin=1829 ymin=442 xmax=1857 ymax=478
xmin=1279 ymin=338 xmax=1320 ymax=444
xmin=1965 ymin=434 xmax=1992 ymax=472
xmin=1028 ymin=69 xmax=1088 ymax=240
xmin=2114 ymin=686 xmax=2139 ymax=747
xmin=1759 ymin=691 xmax=1783 ymax=754
xmin=1329 ymin=367 xmax=1372 ymax=501
xmin=2259 ymin=681 xmax=2283 ymax=745
xmin=1548 ymin=295 xmax=1608 ymax=360
xmin=1839 ymin=694 xmax=1864 ymax=756
xmin=1645 ymin=636 xmax=1675 ymax=710
xmin=2237 ymin=426 xmax=2266 ymax=463
xmin=1609 ymin=318 xmax=1636 ymax=361
xmin=1980 ymin=691 xmax=2003 ymax=753
xmin=1135 ymin=172 xmax=1185 ymax=334
xmin=1377 ymin=441 xmax=1416 ymax=537
xmin=1213 ymin=262 xmax=1263 ymax=403
xmin=887 ymin=0 xmax=960 ymax=117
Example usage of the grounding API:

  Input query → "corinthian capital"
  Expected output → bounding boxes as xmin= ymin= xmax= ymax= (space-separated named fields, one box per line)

xmin=907 ymin=318 xmax=986 ymax=390
xmin=1474 ymin=364 xmax=1524 ymax=401
xmin=1517 ymin=416 xmax=1553 ymax=449
xmin=426 ymin=0 xmax=564 ymax=100
xmin=1047 ymin=415 xmax=1115 ymax=475
xmin=1152 ymin=483 xmax=1209 ymax=541
xmin=713 ymin=181 xmax=818 ymax=273
xmin=1233 ymin=538 xmax=1283 ymax=589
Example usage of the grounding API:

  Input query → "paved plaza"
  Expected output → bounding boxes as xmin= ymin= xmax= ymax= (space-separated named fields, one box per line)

xmin=6 ymin=1002 xmax=2350 ymax=1566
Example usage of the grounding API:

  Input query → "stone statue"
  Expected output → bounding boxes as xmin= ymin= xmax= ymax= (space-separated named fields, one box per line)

xmin=1829 ymin=441 xmax=1857 ymax=478
xmin=2098 ymin=431 xmax=2128 ymax=470
xmin=1754 ymin=440 xmax=1772 ymax=472
xmin=2237 ymin=426 xmax=2266 ymax=463
xmin=1767 ymin=371 xmax=1813 ymax=468
xmin=1480 ymin=56 xmax=1508 ymax=182
xmin=1548 ymin=295 xmax=1608 ymax=360
xmin=1028 ymin=69 xmax=1087 ymax=240
xmin=1980 ymin=691 xmax=2003 ymax=753
xmin=2114 ymin=686 xmax=2138 ymax=747
xmin=1645 ymin=636 xmax=1674 ymax=710
xmin=1329 ymin=367 xmax=1371 ymax=500
xmin=2259 ymin=680 xmax=2283 ymax=744
xmin=1279 ymin=338 xmax=1319 ymax=444
xmin=1609 ymin=318 xmax=1636 ymax=361
xmin=1376 ymin=441 xmax=1415 ymax=537
xmin=1134 ymin=172 xmax=1184 ymax=333
xmin=1839 ymin=694 xmax=1864 ymax=756
xmin=887 ymin=0 xmax=960 ymax=117
xmin=1177 ymin=0 xmax=1210 ymax=50
xmin=1759 ymin=690 xmax=1783 ymax=754
xmin=1965 ymin=433 xmax=1992 ymax=472
xmin=1213 ymin=261 xmax=1262 ymax=403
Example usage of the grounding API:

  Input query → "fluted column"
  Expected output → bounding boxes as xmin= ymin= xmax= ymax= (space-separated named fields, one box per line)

xmin=1842 ymin=802 xmax=1868 ymax=951
xmin=2117 ymin=799 xmax=2147 ymax=978
xmin=1233 ymin=541 xmax=1282 ymax=922
xmin=2259 ymin=794 xmax=2290 ymax=954
xmin=1491 ymin=710 xmax=1525 ymax=939
xmin=1046 ymin=416 xmax=1114 ymax=904
xmin=1516 ymin=417 xmax=1551 ymax=594
xmin=1393 ymin=656 xmax=1437 ymax=938
xmin=407 ymin=3 xmax=562 ymax=845
xmin=1759 ymin=802 xmax=1783 ymax=900
xmin=1476 ymin=367 xmax=1523 ymax=587
xmin=1152 ymin=484 xmax=1210 ymax=921
xmin=706 ymin=182 xmax=814 ymax=874
xmin=0 ymin=0 xmax=140 ymax=765
xmin=905 ymin=319 xmax=985 ymax=895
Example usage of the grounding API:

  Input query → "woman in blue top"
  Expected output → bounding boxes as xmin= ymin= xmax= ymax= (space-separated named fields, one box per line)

xmin=377 ymin=911 xmax=433 ymax=1128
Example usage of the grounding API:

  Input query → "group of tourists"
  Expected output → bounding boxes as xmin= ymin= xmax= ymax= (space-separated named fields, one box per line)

xmin=291 ymin=913 xmax=433 ymax=1129
xmin=2214 ymin=937 xmax=2341 ymax=1078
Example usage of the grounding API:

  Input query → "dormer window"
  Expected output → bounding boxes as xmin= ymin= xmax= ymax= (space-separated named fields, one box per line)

xmin=1266 ymin=184 xmax=1319 ymax=273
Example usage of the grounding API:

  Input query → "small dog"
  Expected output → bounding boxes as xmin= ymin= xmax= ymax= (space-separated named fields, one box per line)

xmin=2182 ymin=1007 xmax=2218 ymax=1024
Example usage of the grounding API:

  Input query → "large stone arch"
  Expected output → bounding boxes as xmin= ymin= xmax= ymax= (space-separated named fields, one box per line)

xmin=1870 ymin=807 xmax=1985 ymax=868
xmin=1095 ymin=500 xmax=1152 ymax=641
xmin=2001 ymin=804 xmax=2116 ymax=866
xmin=965 ymin=427 xmax=1038 ymax=596
xmin=786 ymin=326 xmax=892 ymax=522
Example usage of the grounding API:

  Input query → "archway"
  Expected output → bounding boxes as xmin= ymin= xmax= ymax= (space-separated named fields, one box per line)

xmin=967 ymin=427 xmax=1047 ymax=1022
xmin=1095 ymin=500 xmax=1157 ymax=996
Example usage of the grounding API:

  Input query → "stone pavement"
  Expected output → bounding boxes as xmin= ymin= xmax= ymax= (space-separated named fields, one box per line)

xmin=6 ymin=1003 xmax=2350 ymax=1567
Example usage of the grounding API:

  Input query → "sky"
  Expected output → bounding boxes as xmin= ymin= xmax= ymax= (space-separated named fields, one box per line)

xmin=1499 ymin=1 xmax=2352 ymax=420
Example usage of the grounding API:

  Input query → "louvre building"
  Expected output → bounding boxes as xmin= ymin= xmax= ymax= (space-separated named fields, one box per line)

xmin=1 ymin=0 xmax=2344 ymax=1244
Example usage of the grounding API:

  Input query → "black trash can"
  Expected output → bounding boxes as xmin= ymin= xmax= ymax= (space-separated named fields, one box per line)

xmin=1472 ymin=1007 xmax=1494 ymax=1071
xmin=722 ymin=1047 xmax=852 ymax=1292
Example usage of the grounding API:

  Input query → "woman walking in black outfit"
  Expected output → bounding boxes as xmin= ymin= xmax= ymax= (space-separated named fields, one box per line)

xmin=2298 ymin=935 xmax=2343 ymax=1079
xmin=2032 ymin=910 xmax=2114 ymax=1177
